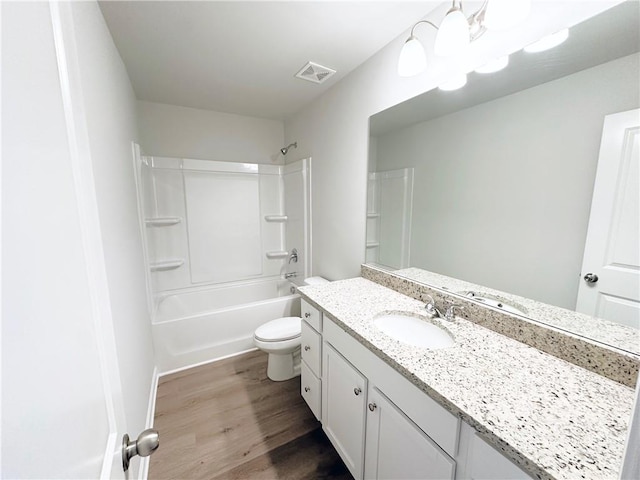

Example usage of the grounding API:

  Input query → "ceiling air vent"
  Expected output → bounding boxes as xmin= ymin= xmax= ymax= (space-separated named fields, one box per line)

xmin=295 ymin=61 xmax=336 ymax=84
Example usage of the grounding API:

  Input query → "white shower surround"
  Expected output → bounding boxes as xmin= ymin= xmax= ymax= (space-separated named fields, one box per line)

xmin=135 ymin=154 xmax=311 ymax=371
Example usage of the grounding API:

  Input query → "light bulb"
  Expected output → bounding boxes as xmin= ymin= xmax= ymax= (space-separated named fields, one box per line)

xmin=398 ymin=36 xmax=427 ymax=77
xmin=474 ymin=55 xmax=509 ymax=74
xmin=439 ymin=73 xmax=467 ymax=91
xmin=484 ymin=0 xmax=531 ymax=31
xmin=524 ymin=29 xmax=569 ymax=53
xmin=434 ymin=8 xmax=470 ymax=57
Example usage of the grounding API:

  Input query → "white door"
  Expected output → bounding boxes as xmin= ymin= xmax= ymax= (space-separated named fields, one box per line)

xmin=364 ymin=387 xmax=455 ymax=480
xmin=2 ymin=2 xmax=127 ymax=477
xmin=576 ymin=109 xmax=640 ymax=329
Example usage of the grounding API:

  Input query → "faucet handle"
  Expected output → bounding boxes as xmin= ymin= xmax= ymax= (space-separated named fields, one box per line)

xmin=445 ymin=304 xmax=464 ymax=321
xmin=424 ymin=294 xmax=440 ymax=318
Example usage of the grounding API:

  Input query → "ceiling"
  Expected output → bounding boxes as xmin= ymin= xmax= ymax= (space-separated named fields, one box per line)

xmin=99 ymin=1 xmax=440 ymax=121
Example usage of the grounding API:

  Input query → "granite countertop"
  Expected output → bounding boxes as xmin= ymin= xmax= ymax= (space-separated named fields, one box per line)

xmin=299 ymin=277 xmax=635 ymax=480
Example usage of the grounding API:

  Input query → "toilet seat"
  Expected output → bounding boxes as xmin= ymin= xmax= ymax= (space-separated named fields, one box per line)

xmin=254 ymin=316 xmax=301 ymax=342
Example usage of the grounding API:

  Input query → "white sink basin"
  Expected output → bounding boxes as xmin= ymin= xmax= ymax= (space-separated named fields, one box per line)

xmin=374 ymin=313 xmax=454 ymax=349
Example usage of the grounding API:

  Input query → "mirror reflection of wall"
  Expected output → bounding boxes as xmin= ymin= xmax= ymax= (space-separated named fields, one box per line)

xmin=373 ymin=53 xmax=638 ymax=310
xmin=367 ymin=2 xmax=639 ymax=327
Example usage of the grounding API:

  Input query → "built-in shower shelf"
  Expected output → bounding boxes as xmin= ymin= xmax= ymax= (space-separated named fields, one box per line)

xmin=367 ymin=213 xmax=380 ymax=218
xmin=150 ymin=259 xmax=184 ymax=272
xmin=145 ymin=217 xmax=182 ymax=227
xmin=366 ymin=242 xmax=380 ymax=249
xmin=266 ymin=251 xmax=289 ymax=259
xmin=264 ymin=215 xmax=288 ymax=222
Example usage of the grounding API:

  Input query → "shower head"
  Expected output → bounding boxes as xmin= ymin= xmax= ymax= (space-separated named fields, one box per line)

xmin=280 ymin=142 xmax=297 ymax=155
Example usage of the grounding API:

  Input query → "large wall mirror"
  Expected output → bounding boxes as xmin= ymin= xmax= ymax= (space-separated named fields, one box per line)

xmin=367 ymin=1 xmax=640 ymax=355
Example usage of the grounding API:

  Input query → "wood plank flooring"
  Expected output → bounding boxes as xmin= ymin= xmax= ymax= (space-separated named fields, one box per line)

xmin=149 ymin=349 xmax=351 ymax=479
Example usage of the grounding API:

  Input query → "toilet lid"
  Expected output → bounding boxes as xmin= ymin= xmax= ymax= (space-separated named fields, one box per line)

xmin=254 ymin=317 xmax=301 ymax=342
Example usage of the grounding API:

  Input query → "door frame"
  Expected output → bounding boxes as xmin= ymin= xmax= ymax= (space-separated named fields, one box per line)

xmin=50 ymin=2 xmax=127 ymax=477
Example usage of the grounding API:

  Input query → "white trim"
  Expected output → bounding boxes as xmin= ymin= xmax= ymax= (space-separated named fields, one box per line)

xmin=49 ymin=2 xmax=126 ymax=477
xmin=138 ymin=366 xmax=160 ymax=480
xmin=158 ymin=348 xmax=259 ymax=378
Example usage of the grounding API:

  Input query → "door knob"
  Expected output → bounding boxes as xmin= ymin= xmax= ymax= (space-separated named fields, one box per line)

xmin=583 ymin=273 xmax=599 ymax=283
xmin=354 ymin=387 xmax=362 ymax=396
xmin=122 ymin=429 xmax=159 ymax=472
xmin=368 ymin=403 xmax=377 ymax=412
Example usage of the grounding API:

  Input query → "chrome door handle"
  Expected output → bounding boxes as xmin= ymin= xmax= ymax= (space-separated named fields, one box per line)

xmin=584 ymin=273 xmax=599 ymax=283
xmin=122 ymin=429 xmax=159 ymax=472
xmin=354 ymin=387 xmax=362 ymax=396
xmin=304 ymin=386 xmax=310 ymax=392
xmin=304 ymin=345 xmax=311 ymax=351
xmin=368 ymin=403 xmax=377 ymax=412
xmin=304 ymin=312 xmax=311 ymax=318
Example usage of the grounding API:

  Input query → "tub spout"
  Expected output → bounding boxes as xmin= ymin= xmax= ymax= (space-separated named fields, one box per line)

xmin=284 ymin=272 xmax=297 ymax=279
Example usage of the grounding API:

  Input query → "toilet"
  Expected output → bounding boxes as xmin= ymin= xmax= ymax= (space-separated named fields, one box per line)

xmin=254 ymin=276 xmax=329 ymax=381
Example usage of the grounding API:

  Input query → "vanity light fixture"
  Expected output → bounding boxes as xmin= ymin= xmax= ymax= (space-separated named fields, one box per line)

xmin=524 ymin=28 xmax=569 ymax=53
xmin=398 ymin=0 xmax=531 ymax=77
xmin=474 ymin=55 xmax=509 ymax=74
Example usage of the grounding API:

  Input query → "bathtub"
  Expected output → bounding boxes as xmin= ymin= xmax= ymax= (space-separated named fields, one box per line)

xmin=152 ymin=278 xmax=301 ymax=372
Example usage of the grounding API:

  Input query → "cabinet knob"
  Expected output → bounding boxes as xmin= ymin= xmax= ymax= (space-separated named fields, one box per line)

xmin=368 ymin=403 xmax=377 ymax=412
xmin=354 ymin=387 xmax=362 ymax=396
xmin=305 ymin=312 xmax=311 ymax=318
xmin=304 ymin=345 xmax=311 ymax=351
xmin=304 ymin=386 xmax=310 ymax=392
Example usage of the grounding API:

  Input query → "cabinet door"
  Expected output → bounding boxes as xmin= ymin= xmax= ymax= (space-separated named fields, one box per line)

xmin=323 ymin=343 xmax=367 ymax=480
xmin=365 ymin=387 xmax=456 ymax=480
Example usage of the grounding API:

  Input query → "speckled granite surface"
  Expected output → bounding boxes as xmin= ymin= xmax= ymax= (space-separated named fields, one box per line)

xmin=299 ymin=277 xmax=635 ymax=480
xmin=362 ymin=265 xmax=640 ymax=388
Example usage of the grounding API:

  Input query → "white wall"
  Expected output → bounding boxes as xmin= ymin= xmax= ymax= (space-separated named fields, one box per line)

xmin=137 ymin=100 xmax=285 ymax=164
xmin=375 ymin=54 xmax=639 ymax=309
xmin=284 ymin=2 xmax=619 ymax=281
xmin=70 ymin=1 xmax=156 ymax=461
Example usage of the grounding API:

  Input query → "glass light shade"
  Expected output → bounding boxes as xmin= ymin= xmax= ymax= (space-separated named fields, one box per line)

xmin=434 ymin=9 xmax=470 ymax=57
xmin=398 ymin=36 xmax=427 ymax=77
xmin=439 ymin=73 xmax=467 ymax=91
xmin=524 ymin=29 xmax=569 ymax=53
xmin=484 ymin=0 xmax=531 ymax=31
xmin=474 ymin=55 xmax=509 ymax=74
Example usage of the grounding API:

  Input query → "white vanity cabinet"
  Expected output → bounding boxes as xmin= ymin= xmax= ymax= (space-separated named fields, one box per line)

xmin=321 ymin=316 xmax=458 ymax=480
xmin=300 ymin=299 xmax=322 ymax=420
xmin=301 ymin=305 xmax=533 ymax=480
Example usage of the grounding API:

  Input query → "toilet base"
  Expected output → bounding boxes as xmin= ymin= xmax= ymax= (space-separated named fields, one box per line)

xmin=266 ymin=349 xmax=301 ymax=381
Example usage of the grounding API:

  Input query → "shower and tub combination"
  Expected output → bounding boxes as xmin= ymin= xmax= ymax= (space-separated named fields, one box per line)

xmin=133 ymin=146 xmax=312 ymax=372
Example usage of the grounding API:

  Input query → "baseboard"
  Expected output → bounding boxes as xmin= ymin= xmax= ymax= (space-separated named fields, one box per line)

xmin=138 ymin=366 xmax=159 ymax=480
xmin=158 ymin=347 xmax=258 ymax=378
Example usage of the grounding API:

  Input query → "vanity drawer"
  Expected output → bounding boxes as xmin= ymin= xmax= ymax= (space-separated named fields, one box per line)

xmin=301 ymin=360 xmax=321 ymax=421
xmin=301 ymin=320 xmax=322 ymax=376
xmin=301 ymin=299 xmax=322 ymax=332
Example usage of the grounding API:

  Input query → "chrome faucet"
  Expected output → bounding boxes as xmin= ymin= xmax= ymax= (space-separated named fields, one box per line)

xmin=284 ymin=272 xmax=297 ymax=279
xmin=424 ymin=295 xmax=442 ymax=318
xmin=288 ymin=248 xmax=298 ymax=264
xmin=445 ymin=304 xmax=464 ymax=322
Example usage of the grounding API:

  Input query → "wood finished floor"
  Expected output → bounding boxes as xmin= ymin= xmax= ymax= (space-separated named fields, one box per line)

xmin=149 ymin=350 xmax=351 ymax=479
